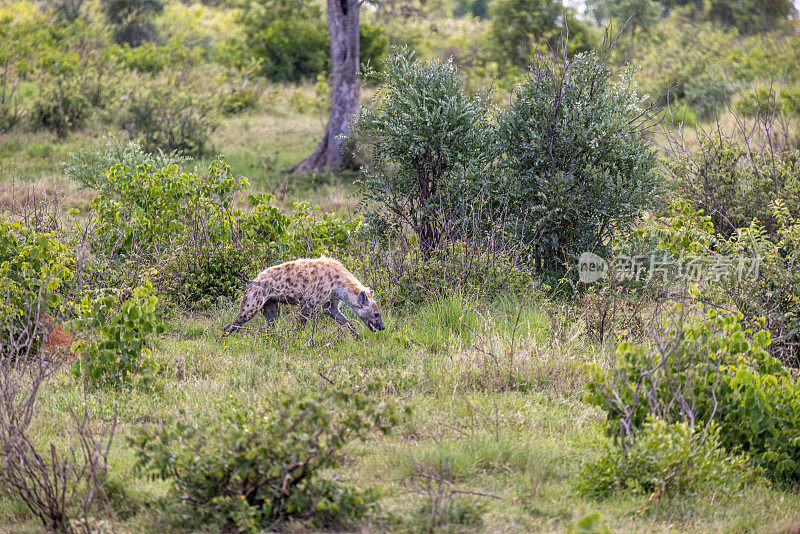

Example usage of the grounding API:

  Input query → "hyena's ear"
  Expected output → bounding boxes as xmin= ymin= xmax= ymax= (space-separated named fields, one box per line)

xmin=357 ymin=290 xmax=369 ymax=307
xmin=366 ymin=288 xmax=374 ymax=299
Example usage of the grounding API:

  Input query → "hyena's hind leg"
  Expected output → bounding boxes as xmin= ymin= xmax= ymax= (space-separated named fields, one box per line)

xmin=223 ymin=284 xmax=266 ymax=336
xmin=261 ymin=300 xmax=280 ymax=326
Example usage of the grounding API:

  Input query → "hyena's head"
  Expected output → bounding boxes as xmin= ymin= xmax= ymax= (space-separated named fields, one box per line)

xmin=354 ymin=289 xmax=385 ymax=332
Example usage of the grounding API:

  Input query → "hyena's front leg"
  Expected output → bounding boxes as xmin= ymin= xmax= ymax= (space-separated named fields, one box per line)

xmin=223 ymin=284 xmax=265 ymax=336
xmin=322 ymin=299 xmax=359 ymax=339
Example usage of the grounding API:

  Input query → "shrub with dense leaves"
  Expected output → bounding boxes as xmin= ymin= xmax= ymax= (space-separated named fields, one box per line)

xmin=64 ymin=134 xmax=191 ymax=194
xmin=238 ymin=0 xmax=387 ymax=81
xmin=119 ymin=71 xmax=220 ymax=155
xmin=0 ymin=215 xmax=73 ymax=355
xmin=71 ymin=283 xmax=165 ymax=386
xmin=576 ymin=417 xmax=756 ymax=498
xmin=350 ymin=49 xmax=494 ymax=260
xmin=31 ymin=73 xmax=90 ymax=137
xmin=675 ymin=134 xmax=800 ymax=238
xmin=495 ymin=50 xmax=659 ymax=275
xmin=89 ymin=157 xmax=250 ymax=257
xmin=130 ymin=384 xmax=404 ymax=531
xmin=586 ymin=311 xmax=800 ymax=482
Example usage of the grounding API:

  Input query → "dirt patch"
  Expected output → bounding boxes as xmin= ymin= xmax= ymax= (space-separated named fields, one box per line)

xmin=42 ymin=314 xmax=78 ymax=362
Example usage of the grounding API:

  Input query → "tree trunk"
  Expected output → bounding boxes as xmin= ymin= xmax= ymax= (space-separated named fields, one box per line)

xmin=285 ymin=0 xmax=360 ymax=173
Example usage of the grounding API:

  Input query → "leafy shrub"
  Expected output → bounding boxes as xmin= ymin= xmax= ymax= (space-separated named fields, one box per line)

xmin=723 ymin=201 xmax=800 ymax=365
xmin=89 ymin=157 xmax=248 ymax=257
xmin=489 ymin=0 xmax=596 ymax=68
xmin=576 ymin=417 xmax=756 ymax=498
xmin=496 ymin=49 xmax=660 ymax=274
xmin=64 ymin=134 xmax=191 ymax=194
xmin=679 ymin=75 xmax=734 ymax=119
xmin=101 ymin=0 xmax=164 ymax=46
xmin=220 ymin=87 xmax=260 ymax=115
xmin=130 ymin=384 xmax=403 ymax=531
xmin=238 ymin=0 xmax=388 ymax=82
xmin=111 ymin=39 xmax=204 ymax=74
xmin=735 ymin=86 xmax=800 ymax=118
xmin=350 ymin=49 xmax=494 ymax=260
xmin=31 ymin=73 xmax=90 ymax=137
xmin=677 ymin=135 xmax=800 ymax=237
xmin=119 ymin=71 xmax=220 ymax=155
xmin=154 ymin=241 xmax=258 ymax=311
xmin=0 ymin=215 xmax=73 ymax=355
xmin=286 ymin=201 xmax=360 ymax=258
xmin=71 ymin=283 xmax=166 ymax=387
xmin=586 ymin=311 xmax=800 ymax=482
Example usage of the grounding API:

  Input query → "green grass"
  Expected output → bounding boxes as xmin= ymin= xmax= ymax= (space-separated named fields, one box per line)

xmin=2 ymin=295 xmax=800 ymax=532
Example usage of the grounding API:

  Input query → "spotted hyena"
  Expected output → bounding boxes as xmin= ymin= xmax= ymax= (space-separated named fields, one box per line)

xmin=223 ymin=257 xmax=385 ymax=338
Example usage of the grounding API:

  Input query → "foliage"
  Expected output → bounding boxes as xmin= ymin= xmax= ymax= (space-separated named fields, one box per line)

xmin=238 ymin=0 xmax=388 ymax=81
xmin=586 ymin=311 xmax=800 ymax=481
xmin=0 ymin=215 xmax=73 ymax=355
xmin=130 ymin=384 xmax=404 ymax=531
xmin=154 ymin=241 xmax=260 ymax=311
xmin=496 ymin=50 xmax=659 ymax=274
xmin=735 ymin=86 xmax=800 ymax=118
xmin=220 ymin=86 xmax=260 ymax=115
xmin=88 ymin=157 xmax=249 ymax=257
xmin=64 ymin=134 xmax=191 ymax=194
xmin=31 ymin=73 xmax=90 ymax=137
xmin=71 ymin=283 xmax=166 ymax=387
xmin=707 ymin=0 xmax=796 ymax=34
xmin=489 ymin=0 xmax=596 ymax=68
xmin=118 ymin=70 xmax=220 ymax=155
xmin=576 ymin=417 xmax=756 ymax=498
xmin=675 ymin=135 xmax=800 ymax=237
xmin=101 ymin=0 xmax=164 ymax=46
xmin=358 ymin=242 xmax=534 ymax=310
xmin=723 ymin=201 xmax=800 ymax=365
xmin=351 ymin=48 xmax=494 ymax=260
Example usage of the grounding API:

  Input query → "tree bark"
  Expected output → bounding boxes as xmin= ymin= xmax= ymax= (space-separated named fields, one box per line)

xmin=285 ymin=0 xmax=360 ymax=173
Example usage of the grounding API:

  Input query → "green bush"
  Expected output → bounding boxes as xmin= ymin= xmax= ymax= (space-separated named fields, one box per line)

xmin=64 ymin=134 xmax=191 ymax=194
xmin=675 ymin=134 xmax=800 ymax=237
xmin=735 ymin=86 xmax=800 ymax=118
xmin=154 ymin=241 xmax=259 ymax=311
xmin=586 ymin=311 xmax=800 ymax=482
xmin=130 ymin=384 xmax=403 ymax=531
xmin=723 ymin=201 xmax=800 ymax=365
xmin=0 ymin=215 xmax=73 ymax=355
xmin=576 ymin=417 xmax=756 ymax=498
xmin=350 ymin=48 xmax=494 ymax=260
xmin=119 ymin=71 xmax=220 ymax=155
xmin=31 ymin=73 xmax=90 ymax=137
xmin=220 ymin=87 xmax=260 ymax=115
xmin=496 ymin=50 xmax=660 ymax=274
xmin=89 ymin=157 xmax=249 ymax=257
xmin=238 ymin=0 xmax=387 ymax=81
xmin=71 ymin=283 xmax=166 ymax=387
xmin=489 ymin=0 xmax=596 ymax=69
xmin=101 ymin=0 xmax=164 ymax=46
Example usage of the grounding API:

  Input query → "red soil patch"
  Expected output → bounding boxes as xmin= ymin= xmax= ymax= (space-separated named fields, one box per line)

xmin=42 ymin=314 xmax=78 ymax=362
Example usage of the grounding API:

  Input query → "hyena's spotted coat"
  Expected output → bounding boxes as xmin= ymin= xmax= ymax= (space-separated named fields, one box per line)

xmin=223 ymin=257 xmax=385 ymax=338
